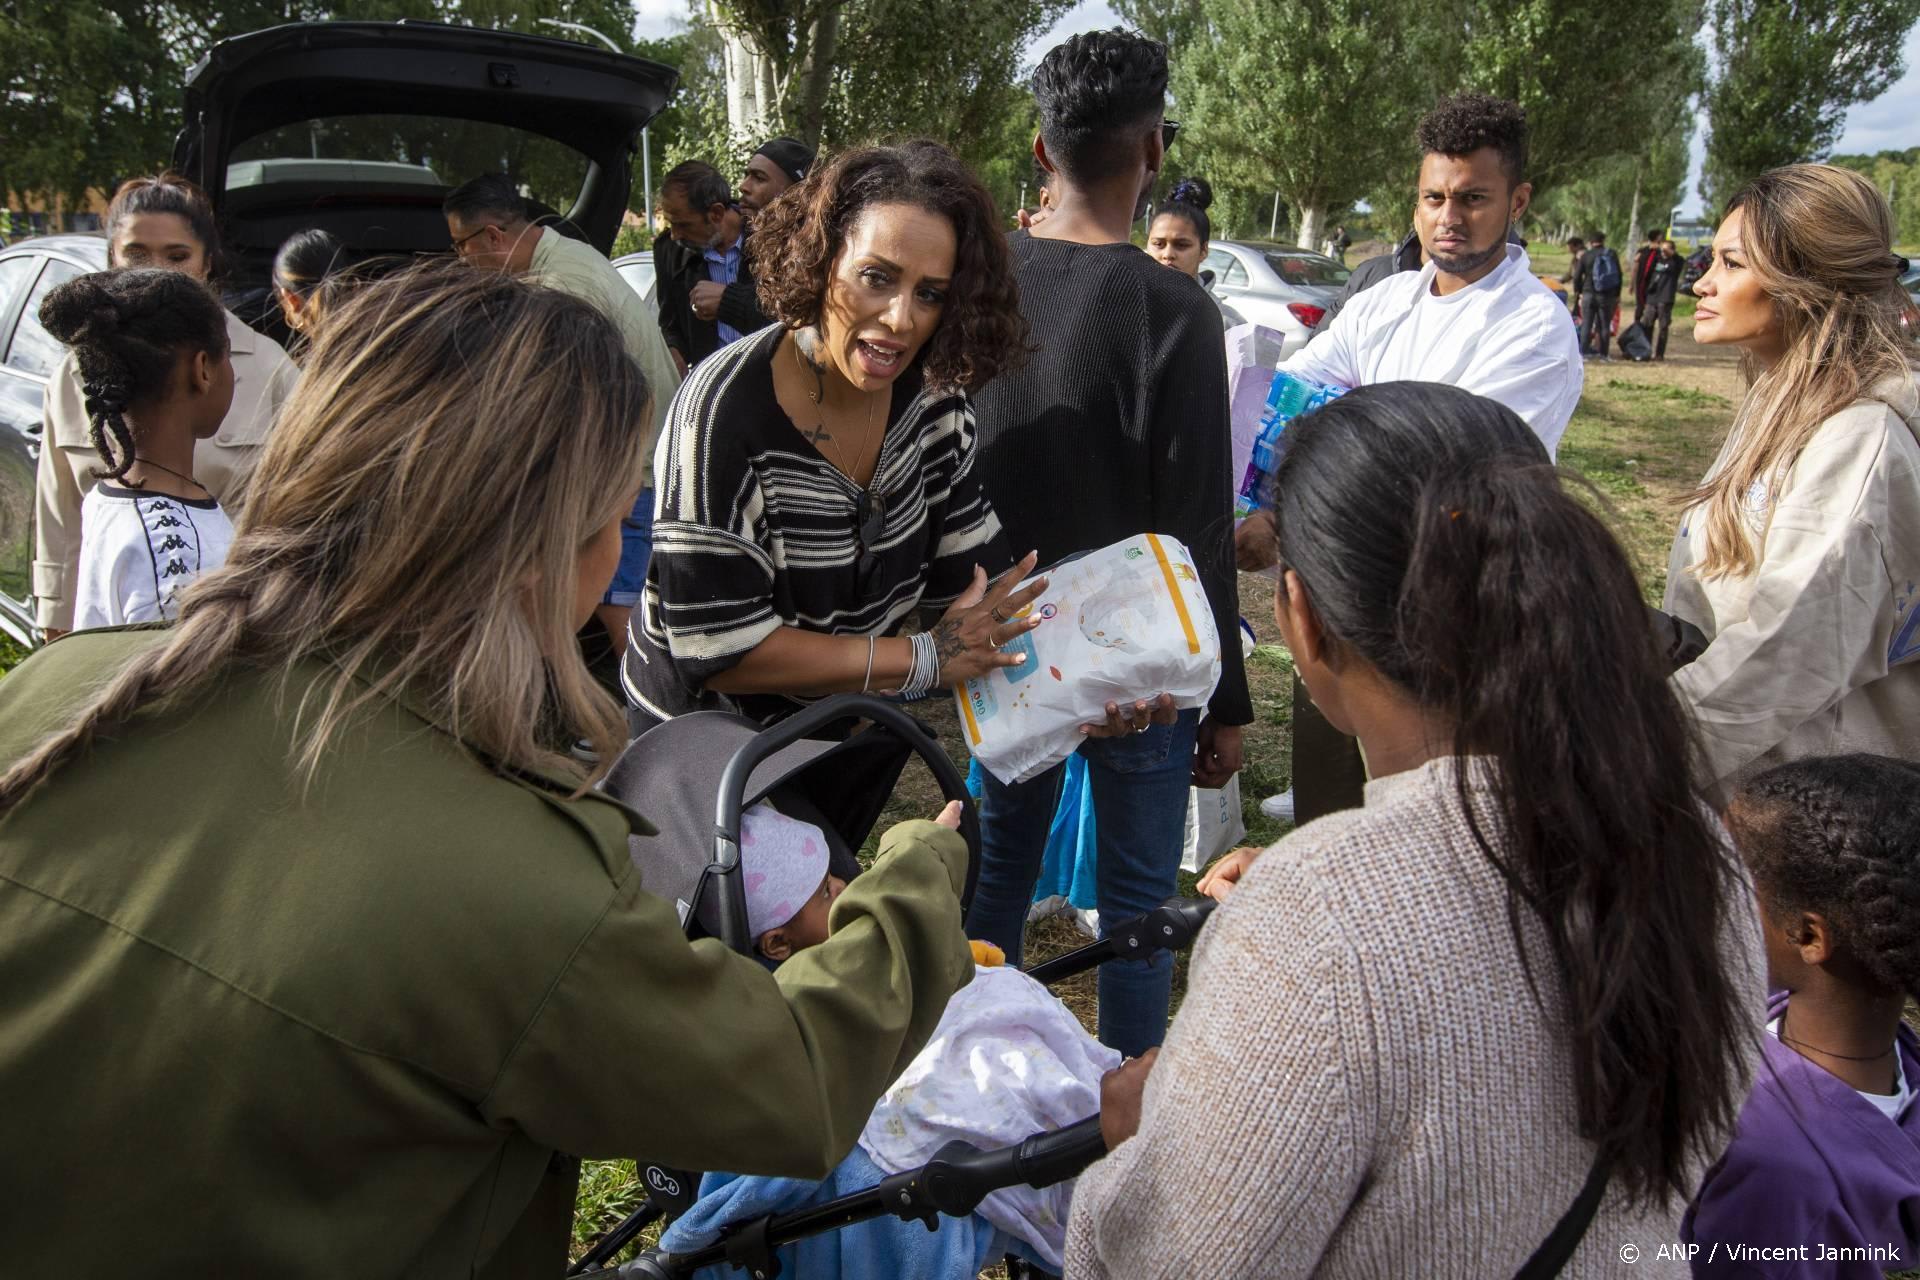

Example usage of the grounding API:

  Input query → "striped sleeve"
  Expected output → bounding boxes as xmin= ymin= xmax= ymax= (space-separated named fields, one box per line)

xmin=640 ymin=344 xmax=783 ymax=687
xmin=917 ymin=392 xmax=1011 ymax=610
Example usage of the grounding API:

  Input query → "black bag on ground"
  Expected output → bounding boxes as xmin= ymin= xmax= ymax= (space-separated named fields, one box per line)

xmin=1616 ymin=321 xmax=1654 ymax=362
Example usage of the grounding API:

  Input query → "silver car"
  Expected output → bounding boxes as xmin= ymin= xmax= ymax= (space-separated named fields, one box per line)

xmin=613 ymin=249 xmax=658 ymax=312
xmin=1201 ymin=241 xmax=1350 ymax=357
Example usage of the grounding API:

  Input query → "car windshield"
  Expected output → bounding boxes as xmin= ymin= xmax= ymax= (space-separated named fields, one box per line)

xmin=1264 ymin=253 xmax=1350 ymax=286
xmin=228 ymin=115 xmax=592 ymax=215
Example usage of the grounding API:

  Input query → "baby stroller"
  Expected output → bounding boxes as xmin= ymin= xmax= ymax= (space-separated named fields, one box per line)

xmin=572 ymin=693 xmax=1217 ymax=1278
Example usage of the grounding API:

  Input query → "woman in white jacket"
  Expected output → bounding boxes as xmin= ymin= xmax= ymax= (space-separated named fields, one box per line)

xmin=1671 ymin=162 xmax=1920 ymax=795
xmin=32 ymin=172 xmax=290 ymax=638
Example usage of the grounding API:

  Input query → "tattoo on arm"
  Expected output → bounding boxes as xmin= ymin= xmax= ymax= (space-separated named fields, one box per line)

xmin=932 ymin=620 xmax=967 ymax=668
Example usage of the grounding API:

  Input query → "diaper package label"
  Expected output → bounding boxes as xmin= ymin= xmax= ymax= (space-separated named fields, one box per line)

xmin=958 ymin=533 xmax=1222 ymax=784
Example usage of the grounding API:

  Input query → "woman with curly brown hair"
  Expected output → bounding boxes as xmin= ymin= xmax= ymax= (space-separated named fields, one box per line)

xmin=623 ymin=140 xmax=1047 ymax=727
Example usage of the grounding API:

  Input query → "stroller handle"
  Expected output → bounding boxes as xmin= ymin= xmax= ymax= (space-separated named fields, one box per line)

xmin=710 ymin=693 xmax=980 ymax=954
xmin=913 ymin=1113 xmax=1109 ymax=1217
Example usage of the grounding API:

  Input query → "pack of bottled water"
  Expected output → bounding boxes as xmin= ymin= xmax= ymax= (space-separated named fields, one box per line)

xmin=1233 ymin=370 xmax=1346 ymax=519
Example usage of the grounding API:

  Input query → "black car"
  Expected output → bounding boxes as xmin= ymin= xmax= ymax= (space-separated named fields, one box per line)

xmin=172 ymin=20 xmax=676 ymax=320
xmin=0 ymin=233 xmax=111 ymax=647
xmin=0 ymin=21 xmax=676 ymax=647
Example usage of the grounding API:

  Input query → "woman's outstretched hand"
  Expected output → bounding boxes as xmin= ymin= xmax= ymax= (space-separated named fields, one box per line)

xmin=1195 ymin=846 xmax=1262 ymax=902
xmin=934 ymin=800 xmax=964 ymax=830
xmin=931 ymin=552 xmax=1049 ymax=687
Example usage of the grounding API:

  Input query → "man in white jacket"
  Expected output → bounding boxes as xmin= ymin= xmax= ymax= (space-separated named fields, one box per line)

xmin=1255 ymin=93 xmax=1584 ymax=828
xmin=1281 ymin=93 xmax=1583 ymax=457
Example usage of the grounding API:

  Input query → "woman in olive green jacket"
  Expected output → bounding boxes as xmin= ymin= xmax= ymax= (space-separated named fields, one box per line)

xmin=0 ymin=265 xmax=974 ymax=1278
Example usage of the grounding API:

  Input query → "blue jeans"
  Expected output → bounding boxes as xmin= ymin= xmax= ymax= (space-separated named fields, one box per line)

xmin=603 ymin=488 xmax=654 ymax=607
xmin=965 ymin=710 xmax=1200 ymax=1056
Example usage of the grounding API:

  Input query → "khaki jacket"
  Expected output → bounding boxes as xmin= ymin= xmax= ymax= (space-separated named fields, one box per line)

xmin=528 ymin=228 xmax=682 ymax=456
xmin=0 ymin=628 xmax=972 ymax=1277
xmin=1666 ymin=371 xmax=1920 ymax=793
xmin=31 ymin=310 xmax=291 ymax=630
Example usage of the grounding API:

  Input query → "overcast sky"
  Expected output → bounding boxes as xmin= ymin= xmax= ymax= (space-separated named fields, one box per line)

xmin=635 ymin=0 xmax=1920 ymax=217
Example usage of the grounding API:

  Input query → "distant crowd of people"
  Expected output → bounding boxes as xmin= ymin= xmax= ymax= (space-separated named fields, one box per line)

xmin=4 ymin=23 xmax=1920 ymax=1280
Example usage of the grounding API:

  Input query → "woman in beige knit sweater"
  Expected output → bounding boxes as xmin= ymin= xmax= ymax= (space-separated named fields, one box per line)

xmin=1067 ymin=382 xmax=1767 ymax=1278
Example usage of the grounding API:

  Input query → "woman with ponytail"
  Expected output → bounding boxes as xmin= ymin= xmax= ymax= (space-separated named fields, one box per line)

xmin=1068 ymin=382 xmax=1764 ymax=1277
xmin=1671 ymin=163 xmax=1920 ymax=794
xmin=39 ymin=269 xmax=235 ymax=626
xmin=32 ymin=172 xmax=291 ymax=639
xmin=0 ymin=265 xmax=973 ymax=1275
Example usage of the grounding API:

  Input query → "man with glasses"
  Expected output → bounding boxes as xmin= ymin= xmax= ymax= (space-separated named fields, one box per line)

xmin=443 ymin=173 xmax=681 ymax=688
xmin=965 ymin=29 xmax=1249 ymax=1059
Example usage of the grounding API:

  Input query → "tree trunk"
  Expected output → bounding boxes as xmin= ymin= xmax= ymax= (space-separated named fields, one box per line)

xmin=791 ymin=4 xmax=843 ymax=148
xmin=722 ymin=30 xmax=763 ymax=138
xmin=1297 ymin=204 xmax=1325 ymax=253
xmin=1626 ymin=165 xmax=1645 ymax=250
xmin=757 ymin=52 xmax=780 ymax=135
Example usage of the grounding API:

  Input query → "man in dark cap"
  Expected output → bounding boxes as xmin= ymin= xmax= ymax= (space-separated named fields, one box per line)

xmin=739 ymin=137 xmax=814 ymax=215
xmin=674 ymin=138 xmax=814 ymax=369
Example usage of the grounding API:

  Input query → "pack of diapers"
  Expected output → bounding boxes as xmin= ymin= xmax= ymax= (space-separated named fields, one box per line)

xmin=957 ymin=533 xmax=1222 ymax=784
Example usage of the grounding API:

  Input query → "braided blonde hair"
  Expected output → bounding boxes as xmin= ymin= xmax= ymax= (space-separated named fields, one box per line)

xmin=0 ymin=263 xmax=653 ymax=813
xmin=1689 ymin=163 xmax=1915 ymax=579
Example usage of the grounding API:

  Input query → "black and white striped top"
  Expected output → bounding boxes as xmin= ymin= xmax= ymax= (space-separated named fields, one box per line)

xmin=622 ymin=325 xmax=1010 ymax=724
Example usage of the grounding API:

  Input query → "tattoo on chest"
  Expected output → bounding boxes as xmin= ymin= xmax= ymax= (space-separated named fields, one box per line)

xmin=803 ymin=424 xmax=833 ymax=446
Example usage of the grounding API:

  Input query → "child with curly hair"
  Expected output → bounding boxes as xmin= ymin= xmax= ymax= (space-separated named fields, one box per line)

xmin=39 ymin=269 xmax=236 ymax=628
xmin=1685 ymin=753 xmax=1920 ymax=1276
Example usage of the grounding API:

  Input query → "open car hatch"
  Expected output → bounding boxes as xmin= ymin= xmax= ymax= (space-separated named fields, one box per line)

xmin=172 ymin=20 xmax=677 ymax=273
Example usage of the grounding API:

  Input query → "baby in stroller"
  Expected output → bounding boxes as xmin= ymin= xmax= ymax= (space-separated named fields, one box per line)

xmin=657 ymin=803 xmax=1119 ymax=1278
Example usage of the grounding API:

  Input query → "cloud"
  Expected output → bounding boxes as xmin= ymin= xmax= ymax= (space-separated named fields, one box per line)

xmin=632 ymin=0 xmax=692 ymax=41
xmin=1026 ymin=0 xmax=1126 ymax=59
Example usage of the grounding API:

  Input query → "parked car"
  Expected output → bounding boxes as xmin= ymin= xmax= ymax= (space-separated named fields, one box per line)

xmin=0 ymin=22 xmax=677 ymax=650
xmin=613 ymin=249 xmax=658 ymax=312
xmin=0 ymin=233 xmax=110 ymax=647
xmin=1200 ymin=241 xmax=1350 ymax=357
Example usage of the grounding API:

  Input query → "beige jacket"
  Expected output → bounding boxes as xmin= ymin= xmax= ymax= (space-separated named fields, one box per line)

xmin=527 ymin=227 xmax=681 ymax=455
xmin=1064 ymin=757 xmax=1765 ymax=1279
xmin=32 ymin=310 xmax=291 ymax=631
xmin=1665 ymin=371 xmax=1920 ymax=794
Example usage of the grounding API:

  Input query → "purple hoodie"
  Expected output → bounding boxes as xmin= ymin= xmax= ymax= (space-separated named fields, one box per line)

xmin=1683 ymin=990 xmax=1920 ymax=1276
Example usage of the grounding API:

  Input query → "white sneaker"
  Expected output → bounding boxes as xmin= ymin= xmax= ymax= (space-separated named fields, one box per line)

xmin=1259 ymin=790 xmax=1295 ymax=821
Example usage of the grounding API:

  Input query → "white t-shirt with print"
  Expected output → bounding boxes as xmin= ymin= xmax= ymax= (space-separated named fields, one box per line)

xmin=74 ymin=484 xmax=234 ymax=629
xmin=1281 ymin=243 xmax=1586 ymax=457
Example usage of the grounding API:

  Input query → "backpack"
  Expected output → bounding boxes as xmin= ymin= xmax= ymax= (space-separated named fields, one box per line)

xmin=1589 ymin=248 xmax=1621 ymax=293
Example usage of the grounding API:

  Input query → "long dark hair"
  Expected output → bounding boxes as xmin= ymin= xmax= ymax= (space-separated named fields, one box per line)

xmin=1265 ymin=381 xmax=1750 ymax=1205
xmin=752 ymin=140 xmax=1029 ymax=390
xmin=39 ymin=268 xmax=229 ymax=484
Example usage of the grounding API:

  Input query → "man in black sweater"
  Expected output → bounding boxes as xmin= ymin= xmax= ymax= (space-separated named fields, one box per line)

xmin=965 ymin=29 xmax=1248 ymax=1057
